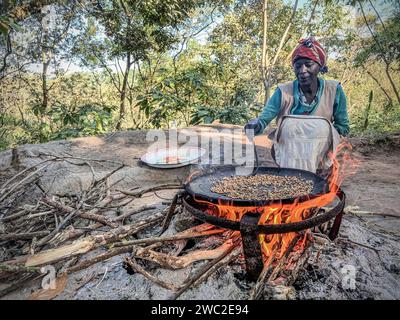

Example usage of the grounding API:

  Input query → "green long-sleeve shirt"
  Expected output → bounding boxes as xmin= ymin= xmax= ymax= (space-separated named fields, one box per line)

xmin=256 ymin=78 xmax=350 ymax=136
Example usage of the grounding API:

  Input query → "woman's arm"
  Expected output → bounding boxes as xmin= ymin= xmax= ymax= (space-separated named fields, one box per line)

xmin=333 ymin=84 xmax=350 ymax=136
xmin=255 ymin=88 xmax=282 ymax=135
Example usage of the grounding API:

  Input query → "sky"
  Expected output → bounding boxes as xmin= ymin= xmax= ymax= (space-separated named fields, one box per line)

xmin=26 ymin=0 xmax=395 ymax=76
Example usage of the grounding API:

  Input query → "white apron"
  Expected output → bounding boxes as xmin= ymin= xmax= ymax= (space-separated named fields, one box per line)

xmin=268 ymin=115 xmax=340 ymax=173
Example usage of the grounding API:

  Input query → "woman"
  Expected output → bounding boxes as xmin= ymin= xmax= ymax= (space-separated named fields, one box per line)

xmin=245 ymin=37 xmax=349 ymax=174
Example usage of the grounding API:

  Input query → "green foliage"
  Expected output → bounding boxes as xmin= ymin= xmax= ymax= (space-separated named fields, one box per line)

xmin=49 ymin=103 xmax=116 ymax=139
xmin=350 ymin=102 xmax=400 ymax=135
xmin=1 ymin=0 xmax=400 ymax=152
xmin=0 ymin=15 xmax=21 ymax=36
xmin=354 ymin=11 xmax=400 ymax=67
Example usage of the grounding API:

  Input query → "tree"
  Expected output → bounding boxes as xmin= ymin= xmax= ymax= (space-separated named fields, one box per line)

xmin=354 ymin=1 xmax=400 ymax=104
xmin=76 ymin=0 xmax=209 ymax=130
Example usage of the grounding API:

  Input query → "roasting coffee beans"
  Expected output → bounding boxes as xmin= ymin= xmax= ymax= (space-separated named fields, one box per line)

xmin=210 ymin=174 xmax=313 ymax=200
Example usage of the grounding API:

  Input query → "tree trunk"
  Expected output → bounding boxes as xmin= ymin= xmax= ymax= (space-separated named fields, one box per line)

xmin=42 ymin=60 xmax=49 ymax=113
xmin=261 ymin=0 xmax=269 ymax=104
xmin=116 ymin=53 xmax=131 ymax=130
xmin=384 ymin=63 xmax=400 ymax=105
xmin=358 ymin=0 xmax=400 ymax=105
xmin=363 ymin=90 xmax=373 ymax=131
xmin=363 ymin=67 xmax=393 ymax=107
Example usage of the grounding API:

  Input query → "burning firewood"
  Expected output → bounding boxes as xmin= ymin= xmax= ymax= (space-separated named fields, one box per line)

xmin=170 ymin=235 xmax=241 ymax=300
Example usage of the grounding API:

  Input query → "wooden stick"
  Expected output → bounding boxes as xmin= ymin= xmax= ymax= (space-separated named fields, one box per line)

xmin=92 ymin=164 xmax=125 ymax=188
xmin=49 ymin=205 xmax=158 ymax=246
xmin=0 ymin=274 xmax=42 ymax=298
xmin=0 ymin=158 xmax=55 ymax=191
xmin=118 ymin=184 xmax=182 ymax=198
xmin=134 ymin=237 xmax=236 ymax=270
xmin=249 ymin=248 xmax=279 ymax=300
xmin=158 ymin=191 xmax=182 ymax=236
xmin=170 ymin=237 xmax=241 ymax=300
xmin=0 ymin=163 xmax=51 ymax=203
xmin=0 ymin=209 xmax=29 ymax=223
xmin=66 ymin=246 xmax=134 ymax=274
xmin=42 ymin=197 xmax=118 ymax=228
xmin=38 ymin=152 xmax=123 ymax=166
xmin=125 ymin=257 xmax=179 ymax=291
xmin=0 ymin=231 xmax=50 ymax=241
xmin=114 ymin=228 xmax=225 ymax=247
xmin=114 ymin=205 xmax=157 ymax=222
xmin=0 ymin=212 xmax=164 ymax=270
xmin=267 ymin=234 xmax=302 ymax=283
xmin=0 ymin=263 xmax=41 ymax=274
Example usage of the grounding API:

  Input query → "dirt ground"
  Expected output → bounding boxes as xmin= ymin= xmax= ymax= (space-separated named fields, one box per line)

xmin=0 ymin=125 xmax=399 ymax=300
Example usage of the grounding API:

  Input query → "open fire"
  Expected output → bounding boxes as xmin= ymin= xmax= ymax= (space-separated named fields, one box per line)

xmin=183 ymin=142 xmax=359 ymax=280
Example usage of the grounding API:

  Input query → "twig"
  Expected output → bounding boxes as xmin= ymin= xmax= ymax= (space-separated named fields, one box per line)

xmin=118 ymin=184 xmax=183 ymax=198
xmin=0 ymin=263 xmax=41 ymax=274
xmin=249 ymin=249 xmax=278 ymax=300
xmin=92 ymin=164 xmax=125 ymax=189
xmin=0 ymin=231 xmax=50 ymax=241
xmin=134 ymin=236 xmax=236 ymax=270
xmin=0 ymin=274 xmax=43 ymax=298
xmin=348 ymin=210 xmax=400 ymax=219
xmin=0 ymin=163 xmax=51 ymax=203
xmin=0 ymin=158 xmax=55 ymax=191
xmin=1 ymin=209 xmax=30 ymax=223
xmin=267 ymin=234 xmax=302 ymax=283
xmin=159 ymin=191 xmax=182 ymax=235
xmin=125 ymin=257 xmax=179 ymax=291
xmin=114 ymin=205 xmax=157 ymax=223
xmin=65 ymin=246 xmax=134 ymax=274
xmin=336 ymin=237 xmax=380 ymax=254
xmin=42 ymin=197 xmax=118 ymax=228
xmin=36 ymin=196 xmax=87 ymax=246
xmin=37 ymin=152 xmax=123 ymax=166
xmin=170 ymin=238 xmax=241 ymax=300
xmin=114 ymin=228 xmax=225 ymax=247
xmin=95 ymin=267 xmax=108 ymax=289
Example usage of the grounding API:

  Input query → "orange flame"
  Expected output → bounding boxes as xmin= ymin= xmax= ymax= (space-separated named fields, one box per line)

xmin=192 ymin=142 xmax=359 ymax=263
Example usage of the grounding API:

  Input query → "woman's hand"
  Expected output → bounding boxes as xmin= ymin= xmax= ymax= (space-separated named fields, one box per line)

xmin=244 ymin=119 xmax=260 ymax=132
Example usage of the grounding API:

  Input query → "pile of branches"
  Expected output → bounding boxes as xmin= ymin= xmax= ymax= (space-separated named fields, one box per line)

xmin=0 ymin=153 xmax=314 ymax=300
xmin=0 ymin=154 xmax=182 ymax=298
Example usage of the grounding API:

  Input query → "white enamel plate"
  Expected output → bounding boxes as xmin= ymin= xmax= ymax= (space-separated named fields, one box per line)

xmin=141 ymin=146 xmax=206 ymax=168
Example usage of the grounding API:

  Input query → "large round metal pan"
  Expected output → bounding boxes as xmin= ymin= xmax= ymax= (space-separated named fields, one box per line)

xmin=184 ymin=166 xmax=329 ymax=207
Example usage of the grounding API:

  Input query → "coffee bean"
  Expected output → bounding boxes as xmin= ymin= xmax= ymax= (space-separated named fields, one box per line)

xmin=210 ymin=175 xmax=313 ymax=200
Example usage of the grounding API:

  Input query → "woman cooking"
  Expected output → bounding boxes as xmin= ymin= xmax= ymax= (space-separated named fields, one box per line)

xmin=244 ymin=37 xmax=349 ymax=175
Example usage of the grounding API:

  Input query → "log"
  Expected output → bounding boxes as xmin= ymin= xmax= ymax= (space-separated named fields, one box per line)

xmin=134 ymin=237 xmax=236 ymax=270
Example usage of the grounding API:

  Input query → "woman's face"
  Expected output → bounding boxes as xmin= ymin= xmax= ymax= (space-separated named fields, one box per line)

xmin=293 ymin=58 xmax=320 ymax=86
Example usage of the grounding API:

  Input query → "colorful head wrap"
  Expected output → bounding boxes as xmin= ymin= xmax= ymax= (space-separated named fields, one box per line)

xmin=292 ymin=37 xmax=328 ymax=73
